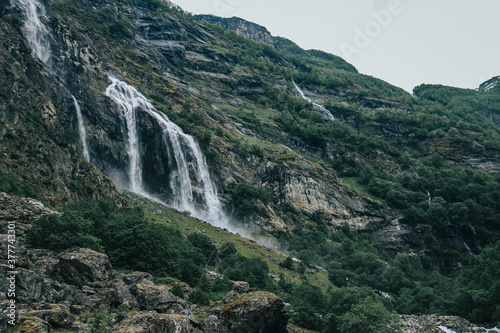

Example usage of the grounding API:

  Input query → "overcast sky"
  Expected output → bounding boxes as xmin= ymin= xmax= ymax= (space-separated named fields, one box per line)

xmin=170 ymin=0 xmax=500 ymax=93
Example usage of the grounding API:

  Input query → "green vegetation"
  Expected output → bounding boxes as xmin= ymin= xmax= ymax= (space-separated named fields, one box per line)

xmin=26 ymin=200 xmax=272 ymax=292
xmin=230 ymin=183 xmax=273 ymax=219
xmin=0 ymin=173 xmax=38 ymax=198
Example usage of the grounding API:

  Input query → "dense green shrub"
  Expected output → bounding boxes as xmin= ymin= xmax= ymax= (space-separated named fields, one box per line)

xmin=188 ymin=288 xmax=210 ymax=306
xmin=230 ymin=183 xmax=272 ymax=218
xmin=26 ymin=202 xmax=204 ymax=285
xmin=27 ymin=212 xmax=103 ymax=251
xmin=220 ymin=253 xmax=271 ymax=289
xmin=0 ymin=173 xmax=38 ymax=198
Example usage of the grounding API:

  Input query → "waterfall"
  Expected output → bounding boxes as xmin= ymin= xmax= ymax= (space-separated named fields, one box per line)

xmin=72 ymin=96 xmax=90 ymax=161
xmin=11 ymin=0 xmax=52 ymax=65
xmin=13 ymin=0 xmax=92 ymax=162
xmin=292 ymin=80 xmax=335 ymax=121
xmin=105 ymin=78 xmax=144 ymax=194
xmin=425 ymin=189 xmax=432 ymax=204
xmin=105 ymin=77 xmax=229 ymax=228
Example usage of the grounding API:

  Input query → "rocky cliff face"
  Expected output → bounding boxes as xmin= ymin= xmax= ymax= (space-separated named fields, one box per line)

xmin=196 ymin=15 xmax=275 ymax=46
xmin=479 ymin=76 xmax=500 ymax=93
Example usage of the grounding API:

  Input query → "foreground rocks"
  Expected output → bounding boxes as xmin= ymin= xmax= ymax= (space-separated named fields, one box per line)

xmin=2 ymin=245 xmax=289 ymax=332
xmin=0 ymin=193 xmax=290 ymax=332
xmin=400 ymin=314 xmax=500 ymax=333
xmin=222 ymin=291 xmax=289 ymax=333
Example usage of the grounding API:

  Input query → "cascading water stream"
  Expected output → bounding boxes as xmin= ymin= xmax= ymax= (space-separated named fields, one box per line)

xmin=13 ymin=0 xmax=91 ymax=161
xmin=292 ymin=80 xmax=335 ymax=121
xmin=105 ymin=77 xmax=229 ymax=228
xmin=12 ymin=0 xmax=52 ymax=65
xmin=72 ymin=96 xmax=90 ymax=161
xmin=105 ymin=78 xmax=144 ymax=194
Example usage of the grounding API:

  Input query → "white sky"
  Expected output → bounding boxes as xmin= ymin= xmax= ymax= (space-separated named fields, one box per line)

xmin=171 ymin=0 xmax=500 ymax=93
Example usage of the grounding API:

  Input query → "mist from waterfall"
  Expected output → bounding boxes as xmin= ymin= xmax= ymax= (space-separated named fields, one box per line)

xmin=105 ymin=77 xmax=230 ymax=229
xmin=12 ymin=0 xmax=52 ymax=65
xmin=292 ymin=80 xmax=335 ymax=121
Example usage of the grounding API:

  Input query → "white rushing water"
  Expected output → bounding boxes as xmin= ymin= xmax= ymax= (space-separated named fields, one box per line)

xmin=14 ymin=0 xmax=91 ymax=162
xmin=12 ymin=0 xmax=52 ymax=64
xmin=105 ymin=77 xmax=229 ymax=228
xmin=105 ymin=78 xmax=144 ymax=194
xmin=292 ymin=80 xmax=335 ymax=121
xmin=72 ymin=96 xmax=90 ymax=161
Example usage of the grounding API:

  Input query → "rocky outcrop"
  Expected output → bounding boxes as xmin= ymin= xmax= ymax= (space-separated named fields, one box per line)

xmin=111 ymin=311 xmax=199 ymax=333
xmin=478 ymin=76 xmax=500 ymax=93
xmin=58 ymin=249 xmax=115 ymax=287
xmin=196 ymin=15 xmax=275 ymax=46
xmin=130 ymin=283 xmax=188 ymax=313
xmin=16 ymin=316 xmax=51 ymax=333
xmin=373 ymin=218 xmax=412 ymax=254
xmin=3 ymin=249 xmax=289 ymax=332
xmin=21 ymin=303 xmax=75 ymax=329
xmin=400 ymin=314 xmax=499 ymax=333
xmin=216 ymin=141 xmax=392 ymax=230
xmin=0 ymin=16 xmax=118 ymax=203
xmin=221 ymin=292 xmax=289 ymax=333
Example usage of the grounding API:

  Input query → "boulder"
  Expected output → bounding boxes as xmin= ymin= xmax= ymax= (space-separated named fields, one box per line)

xmin=110 ymin=272 xmax=153 ymax=310
xmin=121 ymin=271 xmax=155 ymax=286
xmin=110 ymin=311 xmax=201 ymax=333
xmin=222 ymin=291 xmax=289 ymax=333
xmin=231 ymin=281 xmax=250 ymax=293
xmin=80 ymin=287 xmax=118 ymax=312
xmin=58 ymin=248 xmax=115 ymax=287
xmin=11 ymin=269 xmax=58 ymax=303
xmin=130 ymin=283 xmax=188 ymax=313
xmin=28 ymin=249 xmax=59 ymax=279
xmin=50 ymin=282 xmax=82 ymax=305
xmin=17 ymin=316 xmax=51 ymax=333
xmin=0 ymin=234 xmax=28 ymax=268
xmin=199 ymin=314 xmax=228 ymax=333
xmin=223 ymin=291 xmax=240 ymax=304
xmin=22 ymin=303 xmax=75 ymax=328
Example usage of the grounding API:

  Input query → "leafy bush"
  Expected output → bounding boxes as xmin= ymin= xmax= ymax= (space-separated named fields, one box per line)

xmin=221 ymin=253 xmax=271 ymax=289
xmin=326 ymin=287 xmax=400 ymax=333
xmin=188 ymin=288 xmax=210 ymax=306
xmin=171 ymin=284 xmax=185 ymax=299
xmin=187 ymin=233 xmax=218 ymax=266
xmin=230 ymin=183 xmax=272 ymax=218
xmin=336 ymin=297 xmax=402 ymax=333
xmin=27 ymin=211 xmax=103 ymax=251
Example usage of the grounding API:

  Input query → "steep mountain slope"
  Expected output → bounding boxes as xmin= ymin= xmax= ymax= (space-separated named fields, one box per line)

xmin=1 ymin=0 xmax=397 ymax=230
xmin=1 ymin=0 xmax=500 ymax=331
